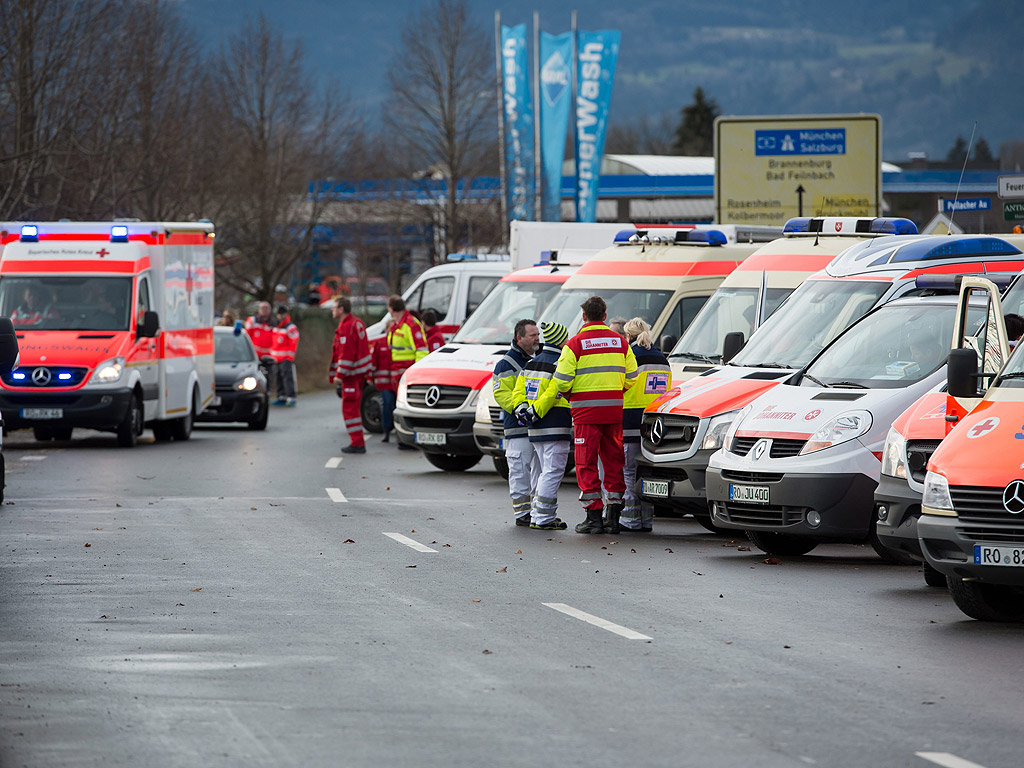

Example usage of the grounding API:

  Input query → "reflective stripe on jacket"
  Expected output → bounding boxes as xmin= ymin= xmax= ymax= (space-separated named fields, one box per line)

xmin=388 ymin=311 xmax=427 ymax=369
xmin=514 ymin=344 xmax=571 ymax=442
xmin=370 ymin=337 xmax=394 ymax=391
xmin=270 ymin=315 xmax=299 ymax=362
xmin=492 ymin=343 xmax=532 ymax=439
xmin=330 ymin=313 xmax=371 ymax=379
xmin=623 ymin=342 xmax=672 ymax=443
xmin=554 ymin=321 xmax=638 ymax=424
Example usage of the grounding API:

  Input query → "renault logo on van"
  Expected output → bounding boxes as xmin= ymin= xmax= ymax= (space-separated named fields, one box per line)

xmin=31 ymin=367 xmax=51 ymax=386
xmin=424 ymin=385 xmax=441 ymax=408
xmin=1002 ymin=481 xmax=1024 ymax=515
xmin=752 ymin=439 xmax=769 ymax=460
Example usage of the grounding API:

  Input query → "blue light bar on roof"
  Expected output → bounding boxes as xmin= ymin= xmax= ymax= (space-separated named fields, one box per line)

xmin=110 ymin=225 xmax=129 ymax=242
xmin=784 ymin=217 xmax=919 ymax=235
xmin=870 ymin=218 xmax=917 ymax=235
xmin=891 ymin=237 xmax=1021 ymax=264
xmin=783 ymin=218 xmax=814 ymax=234
xmin=914 ymin=273 xmax=1017 ymax=291
xmin=686 ymin=229 xmax=726 ymax=246
xmin=20 ymin=225 xmax=39 ymax=242
xmin=613 ymin=229 xmax=638 ymax=243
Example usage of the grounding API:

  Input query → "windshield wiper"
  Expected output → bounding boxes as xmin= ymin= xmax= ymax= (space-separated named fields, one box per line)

xmin=829 ymin=380 xmax=869 ymax=389
xmin=997 ymin=372 xmax=1024 ymax=380
xmin=748 ymin=362 xmax=795 ymax=369
xmin=669 ymin=351 xmax=718 ymax=363
xmin=802 ymin=373 xmax=829 ymax=388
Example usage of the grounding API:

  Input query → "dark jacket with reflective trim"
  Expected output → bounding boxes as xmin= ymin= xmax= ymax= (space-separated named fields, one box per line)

xmin=623 ymin=342 xmax=672 ymax=443
xmin=492 ymin=343 xmax=532 ymax=439
xmin=514 ymin=344 xmax=572 ymax=442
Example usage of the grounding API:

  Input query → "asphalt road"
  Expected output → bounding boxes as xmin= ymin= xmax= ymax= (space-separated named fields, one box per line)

xmin=1 ymin=391 xmax=1021 ymax=768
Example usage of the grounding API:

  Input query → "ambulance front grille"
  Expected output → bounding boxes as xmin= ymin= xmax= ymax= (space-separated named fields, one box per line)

xmin=406 ymin=384 xmax=471 ymax=409
xmin=720 ymin=503 xmax=805 ymax=527
xmin=729 ymin=437 xmax=806 ymax=458
xmin=950 ymin=485 xmax=1022 ymax=520
xmin=956 ymin=524 xmax=1024 ymax=544
xmin=641 ymin=414 xmax=700 ymax=455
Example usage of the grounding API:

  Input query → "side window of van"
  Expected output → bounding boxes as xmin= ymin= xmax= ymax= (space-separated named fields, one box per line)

xmin=415 ymin=277 xmax=455 ymax=319
xmin=660 ymin=296 xmax=710 ymax=344
xmin=467 ymin=276 xmax=499 ymax=317
xmin=136 ymin=276 xmax=152 ymax=326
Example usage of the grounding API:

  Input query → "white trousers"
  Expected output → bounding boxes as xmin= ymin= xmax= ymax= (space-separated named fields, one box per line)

xmin=531 ymin=440 xmax=570 ymax=525
xmin=506 ymin=437 xmax=538 ymax=518
xmin=621 ymin=441 xmax=644 ymax=530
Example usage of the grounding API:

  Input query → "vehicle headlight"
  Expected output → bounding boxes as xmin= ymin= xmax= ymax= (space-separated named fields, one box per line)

xmin=922 ymin=470 xmax=954 ymax=512
xmin=799 ymin=409 xmax=872 ymax=455
xmin=701 ymin=409 xmax=739 ymax=451
xmin=236 ymin=376 xmax=258 ymax=391
xmin=475 ymin=392 xmax=490 ymax=423
xmin=465 ymin=388 xmax=480 ymax=408
xmin=89 ymin=356 xmax=125 ymax=385
xmin=880 ymin=426 xmax=907 ymax=479
xmin=722 ymin=404 xmax=752 ymax=452
xmin=396 ymin=377 xmax=409 ymax=408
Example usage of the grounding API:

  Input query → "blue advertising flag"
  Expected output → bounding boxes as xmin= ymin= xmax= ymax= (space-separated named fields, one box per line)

xmin=501 ymin=24 xmax=535 ymax=223
xmin=574 ymin=30 xmax=620 ymax=223
xmin=539 ymin=31 xmax=573 ymax=222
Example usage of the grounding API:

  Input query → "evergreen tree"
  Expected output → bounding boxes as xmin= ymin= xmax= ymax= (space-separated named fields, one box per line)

xmin=972 ymin=137 xmax=994 ymax=163
xmin=946 ymin=135 xmax=969 ymax=165
xmin=672 ymin=87 xmax=720 ymax=156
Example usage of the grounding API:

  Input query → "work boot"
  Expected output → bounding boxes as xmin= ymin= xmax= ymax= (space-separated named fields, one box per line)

xmin=530 ymin=518 xmax=568 ymax=530
xmin=381 ymin=430 xmax=391 ymax=443
xmin=514 ymin=515 xmax=532 ymax=527
xmin=341 ymin=444 xmax=366 ymax=454
xmin=604 ymin=503 xmax=623 ymax=535
xmin=575 ymin=508 xmax=605 ymax=534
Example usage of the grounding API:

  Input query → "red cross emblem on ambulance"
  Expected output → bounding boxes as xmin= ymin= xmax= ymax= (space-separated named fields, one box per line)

xmin=966 ymin=417 xmax=1000 ymax=439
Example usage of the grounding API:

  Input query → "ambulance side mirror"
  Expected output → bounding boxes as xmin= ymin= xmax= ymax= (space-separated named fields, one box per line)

xmin=0 ymin=317 xmax=19 ymax=376
xmin=722 ymin=331 xmax=745 ymax=364
xmin=659 ymin=334 xmax=676 ymax=354
xmin=947 ymin=348 xmax=979 ymax=398
xmin=139 ymin=311 xmax=160 ymax=338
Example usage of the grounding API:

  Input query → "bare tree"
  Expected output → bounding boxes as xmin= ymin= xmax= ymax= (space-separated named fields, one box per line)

xmin=208 ymin=14 xmax=355 ymax=303
xmin=384 ymin=0 xmax=494 ymax=259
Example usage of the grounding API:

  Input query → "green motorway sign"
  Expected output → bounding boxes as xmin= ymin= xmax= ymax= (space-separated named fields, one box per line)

xmin=1005 ymin=201 xmax=1024 ymax=221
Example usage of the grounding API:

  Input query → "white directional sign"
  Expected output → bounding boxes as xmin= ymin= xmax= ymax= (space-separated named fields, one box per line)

xmin=998 ymin=175 xmax=1024 ymax=200
xmin=715 ymin=114 xmax=881 ymax=225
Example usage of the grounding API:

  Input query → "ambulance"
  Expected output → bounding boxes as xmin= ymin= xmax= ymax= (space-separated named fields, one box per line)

xmin=636 ymin=234 xmax=1024 ymax=529
xmin=0 ymin=221 xmax=215 ymax=447
xmin=917 ymin=289 xmax=1024 ymax=620
xmin=704 ymin=272 xmax=1014 ymax=558
xmin=875 ymin=275 xmax=1024 ymax=584
xmin=392 ymin=255 xmax=584 ymax=471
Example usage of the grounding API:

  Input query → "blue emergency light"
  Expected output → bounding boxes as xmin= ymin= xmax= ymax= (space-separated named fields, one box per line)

xmin=20 ymin=225 xmax=39 ymax=242
xmin=783 ymin=217 xmax=918 ymax=236
xmin=613 ymin=229 xmax=639 ymax=243
xmin=110 ymin=225 xmax=129 ymax=242
xmin=891 ymin=237 xmax=1021 ymax=264
xmin=678 ymin=229 xmax=726 ymax=246
xmin=11 ymin=371 xmax=26 ymax=380
xmin=914 ymin=273 xmax=1017 ymax=291
xmin=870 ymin=218 xmax=917 ymax=235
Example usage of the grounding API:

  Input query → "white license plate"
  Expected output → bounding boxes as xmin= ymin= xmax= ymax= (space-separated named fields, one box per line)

xmin=974 ymin=545 xmax=1024 ymax=567
xmin=730 ymin=484 xmax=770 ymax=504
xmin=641 ymin=479 xmax=669 ymax=498
xmin=22 ymin=408 xmax=63 ymax=419
xmin=415 ymin=431 xmax=446 ymax=446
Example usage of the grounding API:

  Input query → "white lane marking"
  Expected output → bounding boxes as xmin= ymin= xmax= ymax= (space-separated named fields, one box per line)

xmin=19 ymin=455 xmax=47 ymax=461
xmin=916 ymin=753 xmax=989 ymax=768
xmin=326 ymin=488 xmax=348 ymax=503
xmin=542 ymin=602 xmax=652 ymax=640
xmin=383 ymin=532 xmax=437 ymax=553
xmin=325 ymin=457 xmax=343 ymax=469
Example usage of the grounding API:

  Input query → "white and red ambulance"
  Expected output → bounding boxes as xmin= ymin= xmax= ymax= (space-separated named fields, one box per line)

xmin=0 ymin=221 xmax=215 ymax=446
xmin=704 ymin=272 xmax=1013 ymax=558
xmin=637 ymin=233 xmax=1024 ymax=528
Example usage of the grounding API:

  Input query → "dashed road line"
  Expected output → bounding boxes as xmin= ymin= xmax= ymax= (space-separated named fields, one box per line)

xmin=325 ymin=487 xmax=348 ymax=503
xmin=542 ymin=602 xmax=652 ymax=640
xmin=325 ymin=457 xmax=343 ymax=469
xmin=18 ymin=455 xmax=47 ymax=461
xmin=916 ymin=753 xmax=988 ymax=768
xmin=383 ymin=532 xmax=437 ymax=553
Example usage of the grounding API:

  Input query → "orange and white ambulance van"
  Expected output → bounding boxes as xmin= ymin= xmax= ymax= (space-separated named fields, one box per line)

xmin=917 ymin=282 xmax=1024 ymax=620
xmin=636 ymin=234 xmax=1024 ymax=528
xmin=0 ymin=221 xmax=215 ymax=446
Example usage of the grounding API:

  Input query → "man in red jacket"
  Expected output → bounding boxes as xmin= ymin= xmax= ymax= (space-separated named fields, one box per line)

xmin=270 ymin=305 xmax=300 ymax=406
xmin=422 ymin=309 xmax=446 ymax=353
xmin=330 ymin=297 xmax=372 ymax=453
xmin=370 ymin=317 xmax=396 ymax=443
xmin=244 ymin=302 xmax=275 ymax=359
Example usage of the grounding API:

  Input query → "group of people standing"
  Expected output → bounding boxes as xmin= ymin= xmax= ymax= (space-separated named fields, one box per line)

xmin=326 ymin=294 xmax=445 ymax=454
xmin=244 ymin=302 xmax=301 ymax=407
xmin=494 ymin=295 xmax=672 ymax=534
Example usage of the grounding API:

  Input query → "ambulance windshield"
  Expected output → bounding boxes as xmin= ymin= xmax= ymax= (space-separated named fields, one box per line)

xmin=730 ymin=279 xmax=888 ymax=369
xmin=538 ymin=288 xmax=673 ymax=336
xmin=802 ymin=302 xmax=982 ymax=389
xmin=454 ymin=280 xmax=562 ymax=344
xmin=1 ymin=276 xmax=133 ymax=331
xmin=671 ymin=286 xmax=791 ymax=361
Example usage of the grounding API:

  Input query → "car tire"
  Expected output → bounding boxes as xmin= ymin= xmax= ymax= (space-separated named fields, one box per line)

xmin=868 ymin=521 xmax=915 ymax=564
xmin=424 ymin=452 xmax=481 ymax=472
xmin=116 ymin=392 xmax=142 ymax=448
xmin=170 ymin=390 xmax=195 ymax=441
xmin=361 ymin=385 xmax=383 ymax=433
xmin=248 ymin=398 xmax=269 ymax=430
xmin=693 ymin=513 xmax=724 ymax=534
xmin=745 ymin=530 xmax=818 ymax=557
xmin=0 ymin=452 xmax=5 ymax=503
xmin=947 ymin=576 xmax=1024 ymax=622
xmin=922 ymin=561 xmax=946 ymax=588
xmin=152 ymin=422 xmax=173 ymax=442
xmin=492 ymin=456 xmax=509 ymax=479
xmin=33 ymin=426 xmax=54 ymax=441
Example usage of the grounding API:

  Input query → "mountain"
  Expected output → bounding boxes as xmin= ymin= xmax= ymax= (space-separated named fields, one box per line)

xmin=184 ymin=0 xmax=1023 ymax=162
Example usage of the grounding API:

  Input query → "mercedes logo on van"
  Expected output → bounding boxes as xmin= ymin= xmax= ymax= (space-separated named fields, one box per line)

xmin=752 ymin=439 xmax=769 ymax=460
xmin=31 ymin=367 xmax=51 ymax=386
xmin=649 ymin=417 xmax=665 ymax=446
xmin=1002 ymin=480 xmax=1024 ymax=514
xmin=424 ymin=385 xmax=441 ymax=407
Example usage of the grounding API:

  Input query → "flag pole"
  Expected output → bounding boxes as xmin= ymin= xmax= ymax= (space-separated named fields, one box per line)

xmin=533 ymin=11 xmax=542 ymax=221
xmin=571 ymin=10 xmax=579 ymax=222
xmin=495 ymin=11 xmax=508 ymax=245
